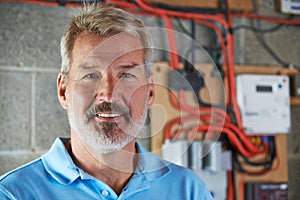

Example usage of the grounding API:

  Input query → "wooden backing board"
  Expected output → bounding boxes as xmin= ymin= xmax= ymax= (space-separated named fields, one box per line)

xmin=234 ymin=65 xmax=299 ymax=76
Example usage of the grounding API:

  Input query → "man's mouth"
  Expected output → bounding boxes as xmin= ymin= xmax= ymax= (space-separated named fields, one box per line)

xmin=94 ymin=111 xmax=129 ymax=123
xmin=96 ymin=113 xmax=122 ymax=118
xmin=86 ymin=102 xmax=130 ymax=122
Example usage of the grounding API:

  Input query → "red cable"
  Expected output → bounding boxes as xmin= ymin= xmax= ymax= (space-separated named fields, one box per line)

xmin=227 ymin=171 xmax=234 ymax=200
xmin=161 ymin=14 xmax=180 ymax=70
xmin=178 ymin=90 xmax=230 ymax=121
xmin=169 ymin=90 xmax=181 ymax=111
xmin=171 ymin=90 xmax=265 ymax=155
xmin=165 ymin=115 xmax=198 ymax=139
xmin=221 ymin=0 xmax=243 ymax=129
xmin=225 ymin=29 xmax=244 ymax=129
xmin=194 ymin=19 xmax=231 ymax=106
xmin=199 ymin=114 xmax=226 ymax=125
xmin=223 ymin=122 xmax=266 ymax=154
xmin=134 ymin=0 xmax=229 ymax=28
xmin=188 ymin=125 xmax=258 ymax=157
xmin=225 ymin=0 xmax=234 ymax=29
xmin=165 ymin=114 xmax=261 ymax=157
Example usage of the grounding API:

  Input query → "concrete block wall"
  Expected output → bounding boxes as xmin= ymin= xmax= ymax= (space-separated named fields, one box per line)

xmin=0 ymin=2 xmax=300 ymax=199
xmin=0 ymin=3 xmax=72 ymax=172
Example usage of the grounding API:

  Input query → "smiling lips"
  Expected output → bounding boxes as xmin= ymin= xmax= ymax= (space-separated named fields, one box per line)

xmin=94 ymin=111 xmax=127 ymax=123
xmin=89 ymin=102 xmax=130 ymax=123
xmin=96 ymin=113 xmax=121 ymax=118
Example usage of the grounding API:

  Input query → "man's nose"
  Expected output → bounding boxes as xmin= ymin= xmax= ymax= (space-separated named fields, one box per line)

xmin=95 ymin=75 xmax=116 ymax=102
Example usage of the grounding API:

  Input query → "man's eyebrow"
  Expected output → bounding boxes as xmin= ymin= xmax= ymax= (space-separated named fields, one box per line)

xmin=77 ymin=63 xmax=142 ymax=70
xmin=118 ymin=63 xmax=141 ymax=69
xmin=78 ymin=64 xmax=98 ymax=70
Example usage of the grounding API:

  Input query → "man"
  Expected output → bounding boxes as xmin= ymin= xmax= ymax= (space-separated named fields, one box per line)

xmin=0 ymin=5 xmax=212 ymax=200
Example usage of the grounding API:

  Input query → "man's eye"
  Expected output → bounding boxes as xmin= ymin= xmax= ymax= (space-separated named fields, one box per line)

xmin=84 ymin=73 xmax=99 ymax=79
xmin=121 ymin=73 xmax=135 ymax=79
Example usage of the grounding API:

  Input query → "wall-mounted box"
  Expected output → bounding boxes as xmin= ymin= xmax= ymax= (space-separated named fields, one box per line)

xmin=236 ymin=74 xmax=291 ymax=135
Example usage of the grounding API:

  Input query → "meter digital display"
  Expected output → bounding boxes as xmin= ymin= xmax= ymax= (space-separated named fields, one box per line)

xmin=256 ymin=85 xmax=272 ymax=92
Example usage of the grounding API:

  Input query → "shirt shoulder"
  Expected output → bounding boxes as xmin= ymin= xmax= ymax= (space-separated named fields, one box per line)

xmin=0 ymin=158 xmax=46 ymax=199
xmin=0 ymin=157 xmax=43 ymax=182
xmin=164 ymin=162 xmax=205 ymax=185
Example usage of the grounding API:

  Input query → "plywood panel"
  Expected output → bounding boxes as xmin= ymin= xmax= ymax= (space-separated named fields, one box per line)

xmin=150 ymin=62 xmax=225 ymax=156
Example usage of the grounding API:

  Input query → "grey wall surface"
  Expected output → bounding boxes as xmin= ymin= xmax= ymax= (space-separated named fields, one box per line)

xmin=0 ymin=3 xmax=71 ymax=172
xmin=0 ymin=2 xmax=299 ymax=199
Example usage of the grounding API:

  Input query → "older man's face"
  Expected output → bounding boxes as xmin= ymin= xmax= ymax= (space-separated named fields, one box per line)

xmin=61 ymin=32 xmax=154 ymax=153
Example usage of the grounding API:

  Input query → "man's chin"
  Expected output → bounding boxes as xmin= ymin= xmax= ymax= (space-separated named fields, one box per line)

xmin=85 ymin=135 xmax=135 ymax=154
xmin=100 ymin=122 xmax=118 ymax=131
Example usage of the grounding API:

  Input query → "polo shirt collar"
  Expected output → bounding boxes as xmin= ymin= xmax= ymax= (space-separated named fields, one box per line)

xmin=41 ymin=138 xmax=80 ymax=185
xmin=135 ymin=142 xmax=170 ymax=180
xmin=41 ymin=138 xmax=171 ymax=186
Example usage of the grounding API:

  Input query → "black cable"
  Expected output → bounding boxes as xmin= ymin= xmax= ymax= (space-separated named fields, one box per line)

xmin=234 ymin=23 xmax=283 ymax=33
xmin=222 ymin=127 xmax=276 ymax=175
xmin=184 ymin=44 xmax=222 ymax=57
xmin=172 ymin=17 xmax=226 ymax=109
xmin=221 ymin=0 xmax=230 ymax=26
xmin=174 ymin=18 xmax=223 ymax=55
xmin=233 ymin=15 xmax=294 ymax=33
xmin=226 ymin=107 xmax=238 ymax=126
xmin=174 ymin=18 xmax=191 ymax=36
xmin=239 ymin=136 xmax=276 ymax=167
xmin=190 ymin=19 xmax=196 ymax=65
xmin=175 ymin=17 xmax=225 ymax=81
xmin=231 ymin=136 xmax=276 ymax=175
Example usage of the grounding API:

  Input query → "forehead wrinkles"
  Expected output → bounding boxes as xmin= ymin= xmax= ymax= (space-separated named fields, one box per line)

xmin=84 ymin=32 xmax=144 ymax=68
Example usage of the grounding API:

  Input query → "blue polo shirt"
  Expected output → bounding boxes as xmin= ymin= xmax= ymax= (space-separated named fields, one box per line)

xmin=0 ymin=138 xmax=212 ymax=200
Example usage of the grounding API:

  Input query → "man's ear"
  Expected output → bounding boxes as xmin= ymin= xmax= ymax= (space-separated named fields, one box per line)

xmin=147 ymin=76 xmax=155 ymax=108
xmin=57 ymin=73 xmax=68 ymax=109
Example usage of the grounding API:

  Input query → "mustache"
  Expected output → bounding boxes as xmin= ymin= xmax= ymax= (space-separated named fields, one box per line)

xmin=86 ymin=102 xmax=129 ymax=119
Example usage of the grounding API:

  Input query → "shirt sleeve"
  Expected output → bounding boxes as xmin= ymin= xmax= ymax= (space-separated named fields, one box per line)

xmin=0 ymin=185 xmax=15 ymax=200
xmin=198 ymin=184 xmax=213 ymax=200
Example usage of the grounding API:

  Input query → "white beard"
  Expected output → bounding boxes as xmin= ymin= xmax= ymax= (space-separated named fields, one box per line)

xmin=67 ymin=100 xmax=148 ymax=154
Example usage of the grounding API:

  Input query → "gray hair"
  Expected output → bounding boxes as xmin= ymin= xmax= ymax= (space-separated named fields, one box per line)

xmin=60 ymin=6 xmax=153 ymax=78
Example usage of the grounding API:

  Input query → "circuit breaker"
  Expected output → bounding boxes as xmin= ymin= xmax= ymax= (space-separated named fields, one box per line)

xmin=236 ymin=74 xmax=291 ymax=135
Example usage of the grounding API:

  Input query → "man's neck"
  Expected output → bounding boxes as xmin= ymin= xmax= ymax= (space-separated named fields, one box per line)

xmin=66 ymin=132 xmax=138 ymax=195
